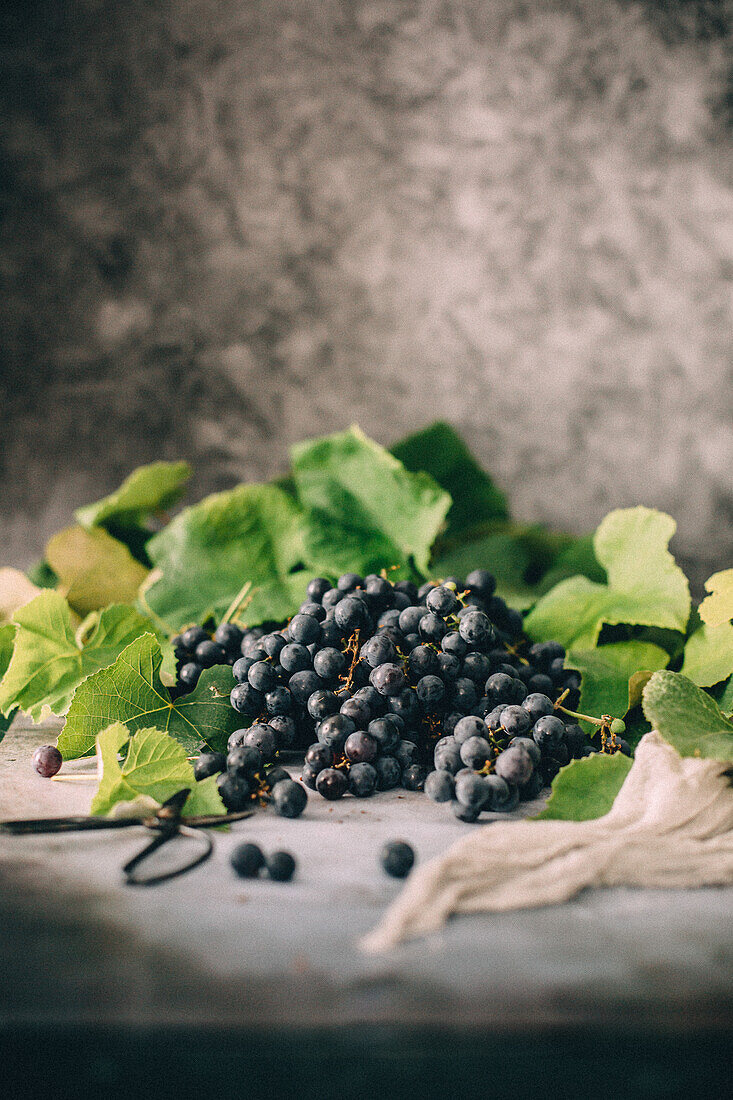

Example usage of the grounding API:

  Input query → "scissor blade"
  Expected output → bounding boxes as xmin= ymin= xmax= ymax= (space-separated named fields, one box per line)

xmin=0 ymin=816 xmax=142 ymax=835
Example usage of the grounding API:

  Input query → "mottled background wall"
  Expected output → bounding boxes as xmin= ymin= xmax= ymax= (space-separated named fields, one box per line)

xmin=1 ymin=0 xmax=731 ymax=585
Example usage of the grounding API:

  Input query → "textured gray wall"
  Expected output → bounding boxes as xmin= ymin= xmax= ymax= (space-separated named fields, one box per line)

xmin=1 ymin=0 xmax=732 ymax=585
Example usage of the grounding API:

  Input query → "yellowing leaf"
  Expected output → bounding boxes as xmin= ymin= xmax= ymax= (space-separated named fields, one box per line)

xmin=46 ymin=526 xmax=149 ymax=617
xmin=698 ymin=569 xmax=733 ymax=628
xmin=680 ymin=622 xmax=733 ymax=688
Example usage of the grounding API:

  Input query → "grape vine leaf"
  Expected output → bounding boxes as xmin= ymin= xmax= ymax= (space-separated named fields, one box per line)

xmin=390 ymin=421 xmax=508 ymax=538
xmin=698 ymin=569 xmax=733 ymax=628
xmin=292 ymin=425 xmax=451 ymax=577
xmin=642 ymin=671 xmax=733 ymax=760
xmin=46 ymin=526 xmax=149 ymax=617
xmin=524 ymin=508 xmax=690 ymax=649
xmin=57 ymin=633 xmax=240 ymax=759
xmin=0 ymin=593 xmax=163 ymax=722
xmin=75 ymin=460 xmax=192 ymax=530
xmin=534 ymin=752 xmax=633 ymax=820
xmin=91 ymin=722 xmax=225 ymax=817
xmin=680 ymin=622 xmax=733 ymax=688
xmin=565 ymin=641 xmax=668 ymax=732
xmin=144 ymin=483 xmax=309 ymax=630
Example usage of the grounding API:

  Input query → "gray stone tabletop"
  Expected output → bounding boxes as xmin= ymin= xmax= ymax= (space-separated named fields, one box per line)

xmin=1 ymin=715 xmax=732 ymax=1100
xmin=2 ymin=715 xmax=732 ymax=1040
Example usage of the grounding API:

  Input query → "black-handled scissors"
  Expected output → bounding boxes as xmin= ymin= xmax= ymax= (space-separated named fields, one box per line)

xmin=0 ymin=789 xmax=253 ymax=886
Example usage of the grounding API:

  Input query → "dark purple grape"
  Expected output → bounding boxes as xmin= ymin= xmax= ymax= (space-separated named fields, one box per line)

xmin=349 ymin=762 xmax=378 ymax=797
xmin=316 ymin=768 xmax=348 ymax=800
xmin=374 ymin=755 xmax=402 ymax=790
xmin=344 ymin=731 xmax=378 ymax=764
xmin=32 ymin=745 xmax=62 ymax=778
xmin=370 ymin=662 xmax=406 ymax=696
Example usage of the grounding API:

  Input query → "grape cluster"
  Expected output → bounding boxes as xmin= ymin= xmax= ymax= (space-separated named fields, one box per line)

xmin=194 ymin=745 xmax=307 ymax=817
xmin=171 ymin=622 xmax=245 ymax=693
xmin=221 ymin=569 xmax=599 ymax=806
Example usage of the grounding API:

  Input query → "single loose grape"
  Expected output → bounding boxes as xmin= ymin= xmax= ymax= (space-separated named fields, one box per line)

xmin=32 ymin=745 xmax=62 ymax=778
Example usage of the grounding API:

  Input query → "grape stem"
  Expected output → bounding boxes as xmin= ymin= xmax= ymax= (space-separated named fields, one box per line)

xmin=553 ymin=689 xmax=626 ymax=733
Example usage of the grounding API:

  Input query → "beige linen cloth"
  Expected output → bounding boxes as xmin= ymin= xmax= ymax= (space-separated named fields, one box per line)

xmin=361 ymin=732 xmax=733 ymax=953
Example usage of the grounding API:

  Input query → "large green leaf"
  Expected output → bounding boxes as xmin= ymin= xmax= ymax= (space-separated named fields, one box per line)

xmin=57 ymin=633 xmax=240 ymax=759
xmin=292 ymin=426 xmax=451 ymax=578
xmin=565 ymin=641 xmax=668 ymax=732
xmin=680 ymin=622 xmax=733 ymax=688
xmin=91 ymin=722 xmax=225 ymax=817
xmin=390 ymin=421 xmax=508 ymax=538
xmin=46 ymin=526 xmax=149 ymax=617
xmin=145 ymin=483 xmax=309 ymax=630
xmin=698 ymin=569 xmax=733 ymax=628
xmin=0 ymin=593 xmax=163 ymax=722
xmin=534 ymin=752 xmax=633 ymax=820
xmin=642 ymin=671 xmax=733 ymax=760
xmin=76 ymin=461 xmax=191 ymax=530
xmin=524 ymin=508 xmax=690 ymax=649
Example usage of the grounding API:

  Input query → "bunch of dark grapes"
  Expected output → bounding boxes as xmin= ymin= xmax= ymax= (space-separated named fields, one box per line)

xmin=217 ymin=569 xmax=603 ymax=807
xmin=171 ymin=622 xmax=245 ymax=694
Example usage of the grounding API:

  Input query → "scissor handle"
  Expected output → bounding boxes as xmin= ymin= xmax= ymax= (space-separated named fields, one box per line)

xmin=122 ymin=823 xmax=213 ymax=886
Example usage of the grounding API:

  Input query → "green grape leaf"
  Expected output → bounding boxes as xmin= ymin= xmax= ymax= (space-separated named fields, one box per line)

xmin=642 ymin=670 xmax=733 ymax=760
xmin=524 ymin=508 xmax=690 ymax=649
xmin=145 ymin=483 xmax=309 ymax=631
xmin=698 ymin=569 xmax=733 ymax=628
xmin=293 ymin=426 xmax=451 ymax=578
xmin=46 ymin=526 xmax=149 ymax=617
xmin=680 ymin=622 xmax=733 ymax=688
xmin=75 ymin=461 xmax=192 ymax=530
xmin=91 ymin=722 xmax=225 ymax=817
xmin=565 ymin=641 xmax=668 ymax=732
xmin=0 ymin=593 xmax=163 ymax=722
xmin=390 ymin=421 xmax=508 ymax=538
xmin=57 ymin=633 xmax=239 ymax=759
xmin=534 ymin=752 xmax=633 ymax=820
